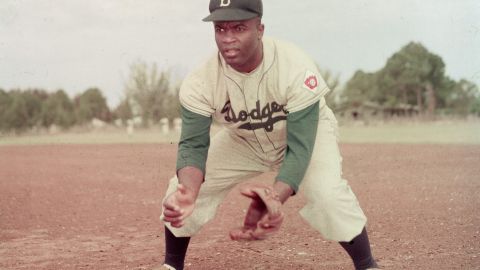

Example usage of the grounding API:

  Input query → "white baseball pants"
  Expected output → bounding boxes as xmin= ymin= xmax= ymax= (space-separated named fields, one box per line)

xmin=163 ymin=100 xmax=367 ymax=242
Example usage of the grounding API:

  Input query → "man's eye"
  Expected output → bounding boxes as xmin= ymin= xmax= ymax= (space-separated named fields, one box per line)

xmin=236 ymin=26 xmax=246 ymax=32
xmin=215 ymin=27 xmax=224 ymax=32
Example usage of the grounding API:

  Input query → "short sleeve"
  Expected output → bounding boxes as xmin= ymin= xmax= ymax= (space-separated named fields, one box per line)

xmin=285 ymin=70 xmax=330 ymax=113
xmin=179 ymin=72 xmax=216 ymax=117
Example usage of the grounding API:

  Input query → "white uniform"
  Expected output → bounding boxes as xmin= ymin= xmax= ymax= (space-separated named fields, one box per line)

xmin=164 ymin=37 xmax=367 ymax=242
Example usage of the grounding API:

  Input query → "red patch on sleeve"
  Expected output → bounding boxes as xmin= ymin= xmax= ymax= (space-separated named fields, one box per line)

xmin=304 ymin=75 xmax=318 ymax=90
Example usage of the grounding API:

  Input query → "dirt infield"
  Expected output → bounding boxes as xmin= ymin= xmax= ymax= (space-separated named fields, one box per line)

xmin=0 ymin=144 xmax=479 ymax=269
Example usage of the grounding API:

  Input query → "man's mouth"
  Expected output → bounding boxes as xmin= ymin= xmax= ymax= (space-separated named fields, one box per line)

xmin=223 ymin=49 xmax=239 ymax=58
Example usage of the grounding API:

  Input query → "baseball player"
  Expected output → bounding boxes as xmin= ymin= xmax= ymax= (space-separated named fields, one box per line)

xmin=155 ymin=0 xmax=379 ymax=269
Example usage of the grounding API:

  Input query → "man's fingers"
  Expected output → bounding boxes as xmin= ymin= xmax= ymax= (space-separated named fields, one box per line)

xmin=260 ymin=212 xmax=283 ymax=226
xmin=162 ymin=200 xmax=186 ymax=225
xmin=161 ymin=183 xmax=197 ymax=229
xmin=239 ymin=188 xmax=258 ymax=198
xmin=170 ymin=220 xmax=185 ymax=228
xmin=267 ymin=211 xmax=283 ymax=221
xmin=163 ymin=200 xmax=181 ymax=212
xmin=162 ymin=207 xmax=188 ymax=221
xmin=251 ymin=187 xmax=281 ymax=214
xmin=251 ymin=213 xmax=283 ymax=237
xmin=230 ymin=213 xmax=284 ymax=241
xmin=230 ymin=228 xmax=254 ymax=240
xmin=162 ymin=212 xmax=187 ymax=226
xmin=162 ymin=208 xmax=183 ymax=218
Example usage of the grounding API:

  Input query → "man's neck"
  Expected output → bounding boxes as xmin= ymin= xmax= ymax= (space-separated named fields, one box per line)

xmin=234 ymin=41 xmax=264 ymax=73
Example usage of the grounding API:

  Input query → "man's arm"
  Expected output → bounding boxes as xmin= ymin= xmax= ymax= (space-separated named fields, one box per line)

xmin=162 ymin=106 xmax=212 ymax=228
xmin=276 ymin=101 xmax=319 ymax=195
xmin=176 ymin=106 xmax=212 ymax=175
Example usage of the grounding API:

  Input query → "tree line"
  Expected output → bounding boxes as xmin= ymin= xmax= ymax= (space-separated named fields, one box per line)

xmin=0 ymin=61 xmax=181 ymax=134
xmin=1 ymin=42 xmax=479 ymax=134
xmin=0 ymin=87 xmax=112 ymax=133
xmin=338 ymin=42 xmax=480 ymax=118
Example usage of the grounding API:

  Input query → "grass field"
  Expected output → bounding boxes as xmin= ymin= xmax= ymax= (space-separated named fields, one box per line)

xmin=0 ymin=129 xmax=181 ymax=146
xmin=1 ymin=120 xmax=479 ymax=146
xmin=338 ymin=120 xmax=480 ymax=144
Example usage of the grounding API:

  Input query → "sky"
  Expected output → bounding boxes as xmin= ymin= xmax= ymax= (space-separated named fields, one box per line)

xmin=1 ymin=0 xmax=479 ymax=108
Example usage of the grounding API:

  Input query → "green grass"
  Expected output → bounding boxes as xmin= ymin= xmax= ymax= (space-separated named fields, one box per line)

xmin=339 ymin=121 xmax=480 ymax=144
xmin=0 ymin=129 xmax=181 ymax=146
xmin=1 ymin=121 xmax=479 ymax=146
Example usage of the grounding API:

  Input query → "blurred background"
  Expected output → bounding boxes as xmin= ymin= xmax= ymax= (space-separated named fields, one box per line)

xmin=1 ymin=0 xmax=479 ymax=144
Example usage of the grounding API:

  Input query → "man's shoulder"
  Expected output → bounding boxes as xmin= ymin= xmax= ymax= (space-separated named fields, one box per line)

xmin=190 ymin=53 xmax=220 ymax=75
xmin=183 ymin=53 xmax=220 ymax=85
xmin=265 ymin=37 xmax=318 ymax=74
xmin=266 ymin=37 xmax=312 ymax=60
xmin=179 ymin=53 xmax=219 ymax=115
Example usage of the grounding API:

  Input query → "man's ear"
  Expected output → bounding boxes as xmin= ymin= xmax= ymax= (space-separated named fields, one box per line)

xmin=258 ymin=23 xmax=265 ymax=39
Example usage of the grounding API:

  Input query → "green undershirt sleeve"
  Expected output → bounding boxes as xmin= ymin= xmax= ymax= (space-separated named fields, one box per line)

xmin=276 ymin=101 xmax=319 ymax=193
xmin=176 ymin=105 xmax=212 ymax=175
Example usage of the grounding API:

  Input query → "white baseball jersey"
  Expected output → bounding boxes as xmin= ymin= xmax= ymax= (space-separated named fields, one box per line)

xmin=179 ymin=37 xmax=330 ymax=152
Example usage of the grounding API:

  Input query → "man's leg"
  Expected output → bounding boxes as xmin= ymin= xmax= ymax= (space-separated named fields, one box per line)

xmin=163 ymin=227 xmax=190 ymax=270
xmin=339 ymin=227 xmax=378 ymax=270
xmin=299 ymin=100 xmax=378 ymax=268
xmin=159 ymin=130 xmax=269 ymax=269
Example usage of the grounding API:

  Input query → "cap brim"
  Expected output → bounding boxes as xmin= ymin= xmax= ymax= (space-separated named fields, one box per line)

xmin=202 ymin=8 xmax=259 ymax=22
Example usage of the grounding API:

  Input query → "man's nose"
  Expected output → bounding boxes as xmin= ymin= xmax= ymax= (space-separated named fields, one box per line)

xmin=221 ymin=31 xmax=236 ymax=44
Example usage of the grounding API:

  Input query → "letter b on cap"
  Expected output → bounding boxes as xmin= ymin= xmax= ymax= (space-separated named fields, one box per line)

xmin=220 ymin=0 xmax=231 ymax=7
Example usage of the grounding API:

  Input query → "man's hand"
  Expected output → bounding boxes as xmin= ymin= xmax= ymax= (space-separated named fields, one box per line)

xmin=162 ymin=184 xmax=196 ymax=228
xmin=161 ymin=166 xmax=204 ymax=228
xmin=230 ymin=183 xmax=288 ymax=240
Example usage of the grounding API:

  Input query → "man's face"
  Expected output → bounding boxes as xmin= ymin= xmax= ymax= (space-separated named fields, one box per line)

xmin=214 ymin=18 xmax=264 ymax=73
